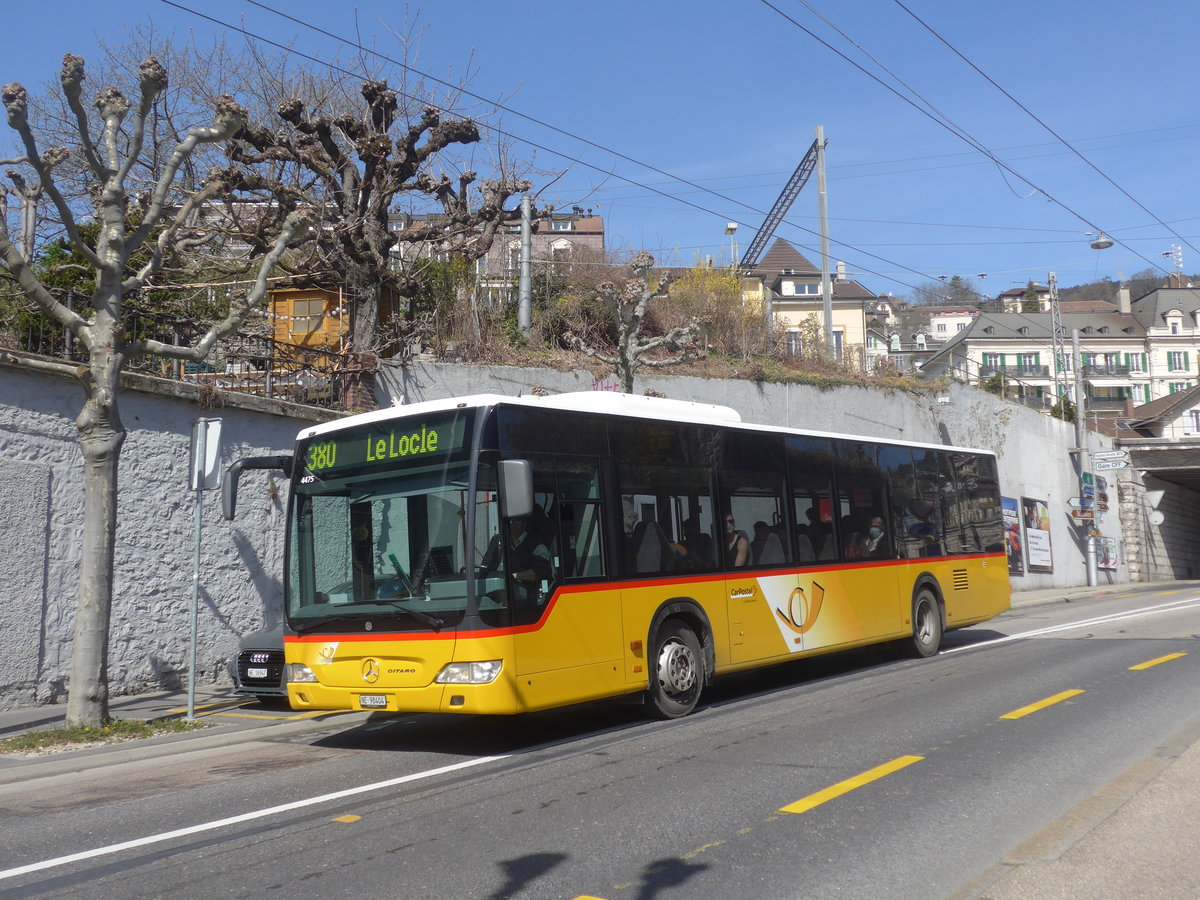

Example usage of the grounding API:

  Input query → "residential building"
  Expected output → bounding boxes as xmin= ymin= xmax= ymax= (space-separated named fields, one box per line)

xmin=920 ymin=279 xmax=1200 ymax=413
xmin=474 ymin=207 xmax=606 ymax=304
xmin=740 ymin=239 xmax=878 ymax=364
xmin=999 ymin=282 xmax=1052 ymax=313
xmin=1122 ymin=384 xmax=1200 ymax=440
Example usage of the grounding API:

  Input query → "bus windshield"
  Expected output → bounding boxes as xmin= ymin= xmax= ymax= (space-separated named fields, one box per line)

xmin=286 ymin=410 xmax=504 ymax=632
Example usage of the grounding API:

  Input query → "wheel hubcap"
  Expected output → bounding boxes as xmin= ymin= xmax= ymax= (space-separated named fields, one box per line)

xmin=657 ymin=639 xmax=697 ymax=696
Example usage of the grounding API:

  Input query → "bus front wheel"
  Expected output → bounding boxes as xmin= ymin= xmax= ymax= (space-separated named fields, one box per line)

xmin=910 ymin=588 xmax=943 ymax=658
xmin=649 ymin=621 xmax=703 ymax=719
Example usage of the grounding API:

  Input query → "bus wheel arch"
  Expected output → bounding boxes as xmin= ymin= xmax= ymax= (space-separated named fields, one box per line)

xmin=646 ymin=600 xmax=713 ymax=719
xmin=909 ymin=576 xmax=945 ymax=658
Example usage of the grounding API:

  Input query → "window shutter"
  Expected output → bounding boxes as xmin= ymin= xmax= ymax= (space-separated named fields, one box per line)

xmin=1142 ymin=353 xmax=1148 ymax=371
xmin=1186 ymin=352 xmax=1191 ymax=371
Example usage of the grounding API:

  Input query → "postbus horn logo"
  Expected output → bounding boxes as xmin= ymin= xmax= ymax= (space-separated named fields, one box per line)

xmin=362 ymin=658 xmax=381 ymax=684
xmin=776 ymin=581 xmax=825 ymax=637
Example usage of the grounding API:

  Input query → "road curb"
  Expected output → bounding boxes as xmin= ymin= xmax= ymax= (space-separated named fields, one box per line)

xmin=0 ymin=710 xmax=372 ymax=785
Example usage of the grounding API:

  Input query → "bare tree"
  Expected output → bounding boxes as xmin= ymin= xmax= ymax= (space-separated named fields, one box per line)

xmin=568 ymin=251 xmax=705 ymax=393
xmin=0 ymin=55 xmax=309 ymax=726
xmin=228 ymin=78 xmax=536 ymax=403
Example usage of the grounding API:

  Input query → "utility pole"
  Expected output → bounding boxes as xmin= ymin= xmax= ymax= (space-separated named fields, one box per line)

xmin=518 ymin=194 xmax=532 ymax=333
xmin=1049 ymin=272 xmax=1067 ymax=408
xmin=816 ymin=125 xmax=834 ymax=357
xmin=1071 ymin=328 xmax=1098 ymax=586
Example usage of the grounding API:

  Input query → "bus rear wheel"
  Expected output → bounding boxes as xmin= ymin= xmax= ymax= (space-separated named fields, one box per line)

xmin=649 ymin=621 xmax=703 ymax=719
xmin=910 ymin=588 xmax=943 ymax=658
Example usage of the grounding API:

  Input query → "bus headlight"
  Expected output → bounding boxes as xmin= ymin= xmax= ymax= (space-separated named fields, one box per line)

xmin=435 ymin=660 xmax=503 ymax=684
xmin=288 ymin=663 xmax=318 ymax=683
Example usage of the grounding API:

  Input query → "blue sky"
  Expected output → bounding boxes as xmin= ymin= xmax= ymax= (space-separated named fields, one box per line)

xmin=5 ymin=1 xmax=1199 ymax=303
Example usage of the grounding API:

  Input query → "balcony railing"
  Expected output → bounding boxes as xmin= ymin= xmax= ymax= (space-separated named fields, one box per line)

xmin=1083 ymin=364 xmax=1131 ymax=378
xmin=980 ymin=364 xmax=1049 ymax=378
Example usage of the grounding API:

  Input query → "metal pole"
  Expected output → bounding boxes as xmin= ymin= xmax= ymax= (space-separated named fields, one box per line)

xmin=1071 ymin=329 xmax=1097 ymax=586
xmin=816 ymin=125 xmax=834 ymax=358
xmin=518 ymin=194 xmax=532 ymax=333
xmin=187 ymin=421 xmax=205 ymax=723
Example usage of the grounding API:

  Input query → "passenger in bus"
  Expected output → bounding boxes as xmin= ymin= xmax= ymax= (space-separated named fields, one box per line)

xmin=680 ymin=516 xmax=713 ymax=568
xmin=724 ymin=514 xmax=750 ymax=567
xmin=862 ymin=516 xmax=888 ymax=558
xmin=750 ymin=521 xmax=771 ymax=563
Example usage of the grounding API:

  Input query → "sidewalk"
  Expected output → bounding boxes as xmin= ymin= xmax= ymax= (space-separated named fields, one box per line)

xmin=2 ymin=580 xmax=1199 ymax=898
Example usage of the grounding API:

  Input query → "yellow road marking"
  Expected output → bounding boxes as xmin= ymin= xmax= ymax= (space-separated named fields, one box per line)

xmin=331 ymin=815 xmax=361 ymax=824
xmin=779 ymin=755 xmax=924 ymax=815
xmin=1130 ymin=652 xmax=1187 ymax=670
xmin=682 ymin=840 xmax=725 ymax=859
xmin=1000 ymin=689 xmax=1084 ymax=720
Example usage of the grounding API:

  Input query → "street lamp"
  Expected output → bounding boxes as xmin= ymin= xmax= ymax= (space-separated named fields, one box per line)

xmin=725 ymin=222 xmax=738 ymax=269
xmin=1087 ymin=232 xmax=1114 ymax=250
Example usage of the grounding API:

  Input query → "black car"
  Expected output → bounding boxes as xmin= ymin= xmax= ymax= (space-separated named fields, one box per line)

xmin=233 ymin=627 xmax=288 ymax=705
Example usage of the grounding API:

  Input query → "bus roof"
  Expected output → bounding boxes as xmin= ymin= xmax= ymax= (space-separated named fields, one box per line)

xmin=296 ymin=391 xmax=993 ymax=457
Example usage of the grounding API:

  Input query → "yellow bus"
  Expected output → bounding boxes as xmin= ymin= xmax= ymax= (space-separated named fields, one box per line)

xmin=225 ymin=391 xmax=1010 ymax=719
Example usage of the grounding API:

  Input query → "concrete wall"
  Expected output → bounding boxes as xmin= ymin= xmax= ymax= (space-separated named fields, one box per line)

xmin=0 ymin=362 xmax=327 ymax=709
xmin=1 ymin=355 xmax=1132 ymax=710
xmin=1120 ymin=473 xmax=1200 ymax=581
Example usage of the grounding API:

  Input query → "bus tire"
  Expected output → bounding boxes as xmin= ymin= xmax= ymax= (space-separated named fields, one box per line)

xmin=649 ymin=620 xmax=703 ymax=719
xmin=910 ymin=587 xmax=943 ymax=658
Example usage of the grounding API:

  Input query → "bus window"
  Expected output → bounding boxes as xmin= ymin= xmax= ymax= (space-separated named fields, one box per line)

xmin=787 ymin=436 xmax=836 ymax=563
xmin=835 ymin=442 xmax=890 ymax=561
xmin=617 ymin=462 xmax=715 ymax=576
xmin=555 ymin=458 xmax=605 ymax=580
xmin=879 ymin=446 xmax=920 ymax=559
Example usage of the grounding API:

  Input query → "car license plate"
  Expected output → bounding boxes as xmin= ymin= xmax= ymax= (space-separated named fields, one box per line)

xmin=359 ymin=694 xmax=388 ymax=709
xmin=247 ymin=667 xmax=269 ymax=680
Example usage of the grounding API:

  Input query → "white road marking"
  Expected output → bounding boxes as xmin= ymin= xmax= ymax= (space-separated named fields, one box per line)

xmin=0 ymin=754 xmax=508 ymax=882
xmin=944 ymin=596 xmax=1200 ymax=654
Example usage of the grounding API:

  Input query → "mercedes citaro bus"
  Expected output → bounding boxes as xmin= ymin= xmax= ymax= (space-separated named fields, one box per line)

xmin=224 ymin=391 xmax=1010 ymax=719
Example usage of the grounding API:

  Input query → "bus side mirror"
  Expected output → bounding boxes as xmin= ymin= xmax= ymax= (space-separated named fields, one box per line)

xmin=498 ymin=459 xmax=534 ymax=520
xmin=223 ymin=455 xmax=294 ymax=520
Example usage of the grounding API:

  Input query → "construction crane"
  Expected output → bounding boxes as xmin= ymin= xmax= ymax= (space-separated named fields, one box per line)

xmin=737 ymin=136 xmax=822 ymax=272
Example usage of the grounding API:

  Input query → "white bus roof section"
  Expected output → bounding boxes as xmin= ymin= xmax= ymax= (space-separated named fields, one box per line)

xmin=297 ymin=391 xmax=741 ymax=440
xmin=295 ymin=391 xmax=988 ymax=456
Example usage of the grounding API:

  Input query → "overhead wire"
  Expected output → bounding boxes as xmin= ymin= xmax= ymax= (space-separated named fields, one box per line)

xmin=889 ymin=0 xmax=1200 ymax=260
xmin=159 ymin=0 xmax=983 ymax=303
xmin=760 ymin=0 xmax=1170 ymax=276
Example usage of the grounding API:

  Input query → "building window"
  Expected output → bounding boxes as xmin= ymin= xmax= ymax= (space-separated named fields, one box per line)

xmin=1169 ymin=382 xmax=1193 ymax=394
xmin=936 ymin=323 xmax=947 ymax=333
xmin=785 ymin=330 xmax=802 ymax=357
xmin=1168 ymin=351 xmax=1189 ymax=372
xmin=551 ymin=220 xmax=572 ymax=231
xmin=956 ymin=322 xmax=967 ymax=331
xmin=1185 ymin=410 xmax=1200 ymax=434
xmin=290 ymin=298 xmax=324 ymax=334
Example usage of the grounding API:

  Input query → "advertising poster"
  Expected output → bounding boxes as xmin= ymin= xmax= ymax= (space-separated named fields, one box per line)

xmin=1021 ymin=496 xmax=1053 ymax=572
xmin=1097 ymin=537 xmax=1119 ymax=571
xmin=1002 ymin=496 xmax=1024 ymax=576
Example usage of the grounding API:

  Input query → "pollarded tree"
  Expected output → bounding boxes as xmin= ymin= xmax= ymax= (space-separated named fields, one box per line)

xmin=0 ymin=55 xmax=311 ymax=726
xmin=228 ymin=81 xmax=535 ymax=384
xmin=568 ymin=251 xmax=705 ymax=394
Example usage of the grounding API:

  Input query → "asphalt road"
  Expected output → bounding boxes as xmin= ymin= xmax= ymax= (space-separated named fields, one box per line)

xmin=3 ymin=584 xmax=1199 ymax=899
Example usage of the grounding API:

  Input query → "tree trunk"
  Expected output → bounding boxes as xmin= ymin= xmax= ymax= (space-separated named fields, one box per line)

xmin=66 ymin=361 xmax=125 ymax=727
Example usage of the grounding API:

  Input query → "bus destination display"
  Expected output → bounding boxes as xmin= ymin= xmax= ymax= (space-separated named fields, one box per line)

xmin=302 ymin=412 xmax=469 ymax=476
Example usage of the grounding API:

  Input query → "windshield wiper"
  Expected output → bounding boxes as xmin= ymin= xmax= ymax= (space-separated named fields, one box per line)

xmin=380 ymin=601 xmax=445 ymax=629
xmin=292 ymin=614 xmax=361 ymax=634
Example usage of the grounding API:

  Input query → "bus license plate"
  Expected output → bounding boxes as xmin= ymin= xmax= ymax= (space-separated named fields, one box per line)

xmin=359 ymin=694 xmax=388 ymax=709
xmin=247 ymin=667 xmax=269 ymax=680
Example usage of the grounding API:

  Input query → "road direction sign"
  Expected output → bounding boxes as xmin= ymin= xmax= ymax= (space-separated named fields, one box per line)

xmin=1070 ymin=508 xmax=1096 ymax=519
xmin=1094 ymin=460 xmax=1128 ymax=471
xmin=1067 ymin=497 xmax=1094 ymax=508
xmin=1082 ymin=484 xmax=1095 ymax=497
xmin=1092 ymin=449 xmax=1129 ymax=461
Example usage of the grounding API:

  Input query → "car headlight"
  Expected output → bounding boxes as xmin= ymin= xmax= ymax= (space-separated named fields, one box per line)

xmin=288 ymin=663 xmax=318 ymax=683
xmin=435 ymin=660 xmax=503 ymax=684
